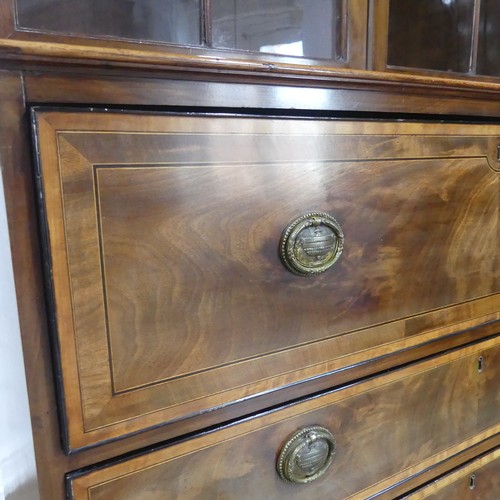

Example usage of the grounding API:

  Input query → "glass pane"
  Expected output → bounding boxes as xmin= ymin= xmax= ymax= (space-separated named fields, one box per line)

xmin=16 ymin=0 xmax=201 ymax=46
xmin=477 ymin=0 xmax=500 ymax=76
xmin=212 ymin=0 xmax=344 ymax=60
xmin=387 ymin=0 xmax=474 ymax=73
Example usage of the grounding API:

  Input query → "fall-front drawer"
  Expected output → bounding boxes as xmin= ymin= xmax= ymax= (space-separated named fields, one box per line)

xmin=33 ymin=110 xmax=500 ymax=450
xmin=406 ymin=448 xmax=500 ymax=499
xmin=67 ymin=337 xmax=500 ymax=499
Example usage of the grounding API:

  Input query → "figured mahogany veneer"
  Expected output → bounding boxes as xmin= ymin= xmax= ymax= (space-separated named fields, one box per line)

xmin=67 ymin=337 xmax=500 ymax=499
xmin=407 ymin=447 xmax=500 ymax=499
xmin=33 ymin=111 xmax=500 ymax=451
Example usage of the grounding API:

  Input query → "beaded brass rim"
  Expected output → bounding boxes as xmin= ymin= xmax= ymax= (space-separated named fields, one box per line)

xmin=277 ymin=426 xmax=336 ymax=484
xmin=279 ymin=212 xmax=344 ymax=276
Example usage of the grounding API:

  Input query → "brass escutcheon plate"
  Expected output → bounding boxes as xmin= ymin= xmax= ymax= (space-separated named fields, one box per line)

xmin=280 ymin=212 xmax=344 ymax=276
xmin=277 ymin=425 xmax=336 ymax=484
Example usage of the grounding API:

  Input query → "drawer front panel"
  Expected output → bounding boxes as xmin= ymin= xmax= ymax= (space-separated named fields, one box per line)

xmin=34 ymin=111 xmax=500 ymax=449
xmin=68 ymin=338 xmax=500 ymax=499
xmin=407 ymin=448 xmax=500 ymax=499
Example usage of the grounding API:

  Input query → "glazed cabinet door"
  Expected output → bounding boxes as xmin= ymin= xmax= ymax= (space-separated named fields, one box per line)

xmin=33 ymin=110 xmax=500 ymax=451
xmin=5 ymin=0 xmax=368 ymax=69
xmin=372 ymin=0 xmax=500 ymax=79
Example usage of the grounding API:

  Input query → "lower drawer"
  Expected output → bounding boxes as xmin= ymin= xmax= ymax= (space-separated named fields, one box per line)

xmin=68 ymin=336 xmax=500 ymax=499
xmin=406 ymin=448 xmax=500 ymax=499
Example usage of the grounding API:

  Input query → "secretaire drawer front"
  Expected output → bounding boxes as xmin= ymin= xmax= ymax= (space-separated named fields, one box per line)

xmin=34 ymin=111 xmax=500 ymax=449
xmin=68 ymin=338 xmax=500 ymax=499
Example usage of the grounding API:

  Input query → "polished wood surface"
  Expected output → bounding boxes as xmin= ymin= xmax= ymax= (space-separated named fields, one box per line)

xmin=0 ymin=2 xmax=500 ymax=497
xmin=23 ymin=72 xmax=500 ymax=120
xmin=2 ymin=0 xmax=500 ymax=86
xmin=3 ymin=35 xmax=500 ymax=87
xmin=2 ymin=72 xmax=499 ymax=498
xmin=407 ymin=447 xmax=500 ymax=499
xmin=68 ymin=337 xmax=500 ymax=499
xmin=0 ymin=70 xmax=68 ymax=497
xmin=34 ymin=111 xmax=500 ymax=450
xmin=377 ymin=435 xmax=500 ymax=499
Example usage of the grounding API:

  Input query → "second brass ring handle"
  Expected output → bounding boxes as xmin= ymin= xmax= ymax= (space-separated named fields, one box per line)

xmin=280 ymin=212 xmax=344 ymax=276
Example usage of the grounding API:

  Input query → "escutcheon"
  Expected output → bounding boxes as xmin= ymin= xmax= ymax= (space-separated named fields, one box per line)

xmin=277 ymin=426 xmax=336 ymax=484
xmin=280 ymin=212 xmax=344 ymax=276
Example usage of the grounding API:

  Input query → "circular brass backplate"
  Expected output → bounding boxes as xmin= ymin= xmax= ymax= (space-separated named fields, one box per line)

xmin=280 ymin=212 xmax=344 ymax=276
xmin=277 ymin=426 xmax=336 ymax=484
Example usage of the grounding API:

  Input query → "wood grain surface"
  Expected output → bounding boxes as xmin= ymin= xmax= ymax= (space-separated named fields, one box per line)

xmin=34 ymin=111 xmax=500 ymax=450
xmin=68 ymin=337 xmax=500 ymax=499
xmin=1 ymin=5 xmax=499 ymax=497
xmin=22 ymin=71 xmax=500 ymax=120
xmin=406 ymin=447 xmax=500 ymax=499
xmin=4 ymin=77 xmax=500 ymax=499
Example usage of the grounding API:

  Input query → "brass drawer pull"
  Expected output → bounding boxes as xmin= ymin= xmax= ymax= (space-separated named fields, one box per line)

xmin=277 ymin=426 xmax=336 ymax=484
xmin=280 ymin=212 xmax=344 ymax=276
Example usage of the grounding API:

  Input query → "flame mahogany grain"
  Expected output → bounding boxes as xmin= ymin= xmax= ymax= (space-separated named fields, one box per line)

xmin=34 ymin=111 xmax=500 ymax=451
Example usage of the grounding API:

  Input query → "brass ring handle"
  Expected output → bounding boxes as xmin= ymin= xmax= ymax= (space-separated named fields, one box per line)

xmin=277 ymin=426 xmax=336 ymax=484
xmin=279 ymin=212 xmax=344 ymax=276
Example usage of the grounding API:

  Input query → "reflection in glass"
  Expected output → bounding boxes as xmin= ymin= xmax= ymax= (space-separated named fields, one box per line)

xmin=212 ymin=0 xmax=344 ymax=60
xmin=16 ymin=0 xmax=201 ymax=46
xmin=387 ymin=0 xmax=474 ymax=73
xmin=477 ymin=0 xmax=500 ymax=76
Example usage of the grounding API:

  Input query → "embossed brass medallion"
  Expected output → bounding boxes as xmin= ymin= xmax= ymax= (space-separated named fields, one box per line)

xmin=277 ymin=426 xmax=336 ymax=484
xmin=280 ymin=212 xmax=344 ymax=276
